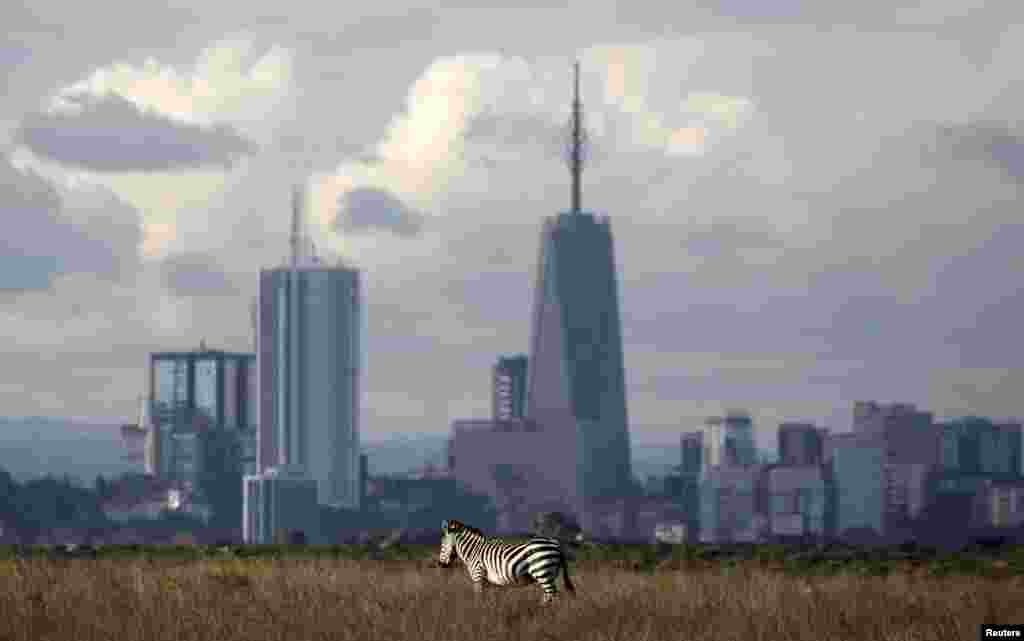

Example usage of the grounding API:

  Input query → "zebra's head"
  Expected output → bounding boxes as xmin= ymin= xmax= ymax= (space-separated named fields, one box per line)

xmin=439 ymin=519 xmax=478 ymax=567
xmin=439 ymin=519 xmax=457 ymax=567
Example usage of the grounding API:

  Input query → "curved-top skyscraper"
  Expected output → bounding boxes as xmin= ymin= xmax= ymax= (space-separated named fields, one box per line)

xmin=526 ymin=62 xmax=632 ymax=504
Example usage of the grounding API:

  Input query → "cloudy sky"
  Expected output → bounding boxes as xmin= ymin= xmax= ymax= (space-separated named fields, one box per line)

xmin=2 ymin=1 xmax=1022 ymax=451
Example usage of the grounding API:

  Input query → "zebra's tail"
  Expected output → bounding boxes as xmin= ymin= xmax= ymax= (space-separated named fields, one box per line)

xmin=560 ymin=550 xmax=576 ymax=596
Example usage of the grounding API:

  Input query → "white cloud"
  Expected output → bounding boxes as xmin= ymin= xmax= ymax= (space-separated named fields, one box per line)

xmin=311 ymin=46 xmax=758 ymax=266
xmin=50 ymin=37 xmax=294 ymax=141
xmin=16 ymin=37 xmax=296 ymax=261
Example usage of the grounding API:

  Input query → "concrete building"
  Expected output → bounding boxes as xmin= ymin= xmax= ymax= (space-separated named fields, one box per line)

xmin=828 ymin=432 xmax=886 ymax=538
xmin=984 ymin=479 xmax=1024 ymax=528
xmin=940 ymin=416 xmax=1022 ymax=478
xmin=766 ymin=465 xmax=828 ymax=540
xmin=702 ymin=413 xmax=757 ymax=468
xmin=883 ymin=462 xmax=934 ymax=529
xmin=582 ymin=496 xmax=684 ymax=542
xmin=242 ymin=465 xmax=320 ymax=543
xmin=852 ymin=401 xmax=940 ymax=465
xmin=700 ymin=464 xmax=767 ymax=542
xmin=146 ymin=347 xmax=256 ymax=485
xmin=778 ymin=422 xmax=826 ymax=466
xmin=680 ymin=430 xmax=704 ymax=477
xmin=257 ymin=262 xmax=361 ymax=509
xmin=492 ymin=355 xmax=528 ymax=421
xmin=449 ymin=418 xmax=578 ymax=533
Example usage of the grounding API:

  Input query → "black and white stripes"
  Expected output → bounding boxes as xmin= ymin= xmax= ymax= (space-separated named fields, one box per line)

xmin=438 ymin=519 xmax=575 ymax=604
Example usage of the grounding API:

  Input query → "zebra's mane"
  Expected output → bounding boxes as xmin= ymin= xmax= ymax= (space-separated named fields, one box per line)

xmin=447 ymin=520 xmax=484 ymax=537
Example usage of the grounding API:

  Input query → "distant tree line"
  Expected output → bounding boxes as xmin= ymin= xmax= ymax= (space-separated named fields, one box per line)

xmin=0 ymin=467 xmax=108 ymax=541
xmin=0 ymin=466 xmax=214 ymax=543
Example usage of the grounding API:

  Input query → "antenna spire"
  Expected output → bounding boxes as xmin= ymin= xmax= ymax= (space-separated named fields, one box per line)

xmin=289 ymin=185 xmax=304 ymax=268
xmin=565 ymin=60 xmax=588 ymax=215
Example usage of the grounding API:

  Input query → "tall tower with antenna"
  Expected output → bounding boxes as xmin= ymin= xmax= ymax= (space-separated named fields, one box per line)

xmin=254 ymin=183 xmax=362 ymax=513
xmin=526 ymin=61 xmax=632 ymax=518
xmin=289 ymin=184 xmax=304 ymax=268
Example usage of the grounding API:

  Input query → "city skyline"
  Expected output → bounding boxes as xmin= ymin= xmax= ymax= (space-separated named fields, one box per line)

xmin=1 ymin=2 xmax=1023 ymax=451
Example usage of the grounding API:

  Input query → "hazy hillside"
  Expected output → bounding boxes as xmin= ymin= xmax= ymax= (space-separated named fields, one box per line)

xmin=0 ymin=417 xmax=137 ymax=484
xmin=361 ymin=434 xmax=688 ymax=480
xmin=0 ymin=420 xmax=769 ymax=485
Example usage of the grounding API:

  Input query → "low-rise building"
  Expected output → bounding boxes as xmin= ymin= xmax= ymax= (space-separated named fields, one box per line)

xmin=243 ymin=465 xmax=320 ymax=544
xmin=449 ymin=418 xmax=579 ymax=533
xmin=765 ymin=464 xmax=828 ymax=541
xmin=700 ymin=464 xmax=767 ymax=543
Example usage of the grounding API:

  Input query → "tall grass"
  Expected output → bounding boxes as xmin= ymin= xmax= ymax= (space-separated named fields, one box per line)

xmin=0 ymin=558 xmax=1018 ymax=640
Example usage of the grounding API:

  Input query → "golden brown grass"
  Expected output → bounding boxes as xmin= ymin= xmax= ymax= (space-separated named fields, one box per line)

xmin=0 ymin=558 xmax=1019 ymax=641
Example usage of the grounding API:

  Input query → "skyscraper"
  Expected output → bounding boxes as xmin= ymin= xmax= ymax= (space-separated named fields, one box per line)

xmin=526 ymin=62 xmax=632 ymax=504
xmin=256 ymin=187 xmax=362 ymax=509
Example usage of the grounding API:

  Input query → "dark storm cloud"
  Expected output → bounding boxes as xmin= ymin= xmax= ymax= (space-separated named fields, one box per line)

xmin=159 ymin=251 xmax=240 ymax=297
xmin=15 ymin=91 xmax=257 ymax=172
xmin=0 ymin=156 xmax=141 ymax=291
xmin=335 ymin=187 xmax=424 ymax=238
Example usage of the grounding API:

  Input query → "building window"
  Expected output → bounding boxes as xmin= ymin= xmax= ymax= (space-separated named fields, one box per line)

xmin=154 ymin=358 xmax=189 ymax=428
xmin=195 ymin=358 xmax=219 ymax=425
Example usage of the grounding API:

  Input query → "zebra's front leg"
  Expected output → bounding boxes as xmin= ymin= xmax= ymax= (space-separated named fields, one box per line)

xmin=470 ymin=562 xmax=487 ymax=596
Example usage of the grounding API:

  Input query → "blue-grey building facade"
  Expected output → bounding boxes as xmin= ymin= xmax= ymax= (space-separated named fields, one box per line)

xmin=778 ymin=422 xmax=825 ymax=466
xmin=493 ymin=355 xmax=528 ymax=421
xmin=257 ymin=265 xmax=361 ymax=509
xmin=526 ymin=211 xmax=632 ymax=507
xmin=242 ymin=465 xmax=320 ymax=543
xmin=147 ymin=348 xmax=256 ymax=484
xmin=940 ymin=416 xmax=1022 ymax=478
xmin=703 ymin=413 xmax=757 ymax=468
xmin=829 ymin=433 xmax=885 ymax=537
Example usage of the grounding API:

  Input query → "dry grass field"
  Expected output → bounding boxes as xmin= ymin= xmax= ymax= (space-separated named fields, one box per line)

xmin=0 ymin=557 xmax=1020 ymax=641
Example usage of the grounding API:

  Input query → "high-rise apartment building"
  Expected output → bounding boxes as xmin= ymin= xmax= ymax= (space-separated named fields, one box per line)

xmin=526 ymin=62 xmax=632 ymax=506
xmin=778 ymin=422 xmax=826 ymax=466
xmin=829 ymin=432 xmax=885 ymax=537
xmin=852 ymin=401 xmax=939 ymax=465
xmin=940 ymin=417 xmax=1022 ymax=477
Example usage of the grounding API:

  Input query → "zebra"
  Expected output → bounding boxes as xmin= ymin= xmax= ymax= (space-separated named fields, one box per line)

xmin=438 ymin=519 xmax=576 ymax=604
